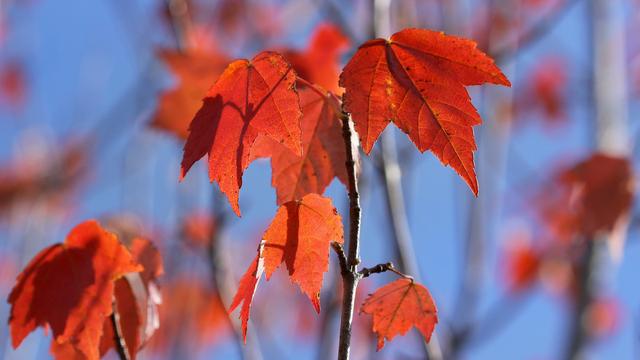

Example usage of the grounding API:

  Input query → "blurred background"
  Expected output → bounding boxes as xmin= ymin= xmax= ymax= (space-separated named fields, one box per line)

xmin=0 ymin=0 xmax=639 ymax=359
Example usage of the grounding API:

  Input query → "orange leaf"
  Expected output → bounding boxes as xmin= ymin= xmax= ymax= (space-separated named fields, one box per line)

xmin=253 ymin=83 xmax=348 ymax=204
xmin=8 ymin=220 xmax=142 ymax=360
xmin=99 ymin=279 xmax=140 ymax=359
xmin=360 ymin=278 xmax=438 ymax=351
xmin=340 ymin=28 xmax=510 ymax=194
xmin=283 ymin=23 xmax=350 ymax=94
xmin=99 ymin=238 xmax=163 ymax=359
xmin=560 ymin=153 xmax=635 ymax=236
xmin=229 ymin=253 xmax=264 ymax=342
xmin=502 ymin=237 xmax=541 ymax=292
xmin=230 ymin=194 xmax=344 ymax=340
xmin=262 ymin=193 xmax=344 ymax=311
xmin=151 ymin=49 xmax=230 ymax=140
xmin=180 ymin=51 xmax=303 ymax=216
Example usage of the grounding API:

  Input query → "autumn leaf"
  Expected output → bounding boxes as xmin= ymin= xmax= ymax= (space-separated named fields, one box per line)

xmin=180 ymin=51 xmax=303 ymax=216
xmin=262 ymin=193 xmax=344 ymax=310
xmin=8 ymin=220 xmax=142 ymax=360
xmin=502 ymin=235 xmax=541 ymax=292
xmin=536 ymin=153 xmax=635 ymax=246
xmin=585 ymin=297 xmax=620 ymax=338
xmin=252 ymin=83 xmax=348 ymax=204
xmin=180 ymin=211 xmax=216 ymax=248
xmin=229 ymin=252 xmax=264 ymax=342
xmin=0 ymin=141 xmax=87 ymax=216
xmin=0 ymin=61 xmax=25 ymax=108
xmin=230 ymin=194 xmax=344 ymax=340
xmin=518 ymin=57 xmax=567 ymax=125
xmin=340 ymin=28 xmax=510 ymax=194
xmin=98 ymin=279 xmax=140 ymax=359
xmin=151 ymin=49 xmax=230 ymax=140
xmin=283 ymin=23 xmax=350 ymax=94
xmin=100 ymin=238 xmax=164 ymax=359
xmin=360 ymin=278 xmax=438 ymax=351
xmin=560 ymin=153 xmax=634 ymax=236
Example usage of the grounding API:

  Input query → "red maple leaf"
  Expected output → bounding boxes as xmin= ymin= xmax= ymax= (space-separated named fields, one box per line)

xmin=180 ymin=51 xmax=303 ymax=216
xmin=230 ymin=193 xmax=344 ymax=340
xmin=340 ymin=28 xmax=510 ymax=194
xmin=252 ymin=83 xmax=348 ymax=204
xmin=360 ymin=278 xmax=438 ymax=351
xmin=8 ymin=220 xmax=142 ymax=360
xmin=99 ymin=237 xmax=164 ymax=359
xmin=229 ymin=253 xmax=264 ymax=341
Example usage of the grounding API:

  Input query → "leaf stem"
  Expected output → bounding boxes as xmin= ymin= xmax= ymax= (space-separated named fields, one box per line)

xmin=336 ymin=111 xmax=362 ymax=360
xmin=359 ymin=262 xmax=394 ymax=278
xmin=110 ymin=297 xmax=131 ymax=360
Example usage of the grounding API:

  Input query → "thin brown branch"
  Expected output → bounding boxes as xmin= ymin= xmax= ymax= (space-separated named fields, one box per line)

xmin=359 ymin=262 xmax=394 ymax=278
xmin=332 ymin=242 xmax=349 ymax=276
xmin=110 ymin=297 xmax=131 ymax=360
xmin=564 ymin=239 xmax=596 ymax=360
xmin=336 ymin=111 xmax=362 ymax=360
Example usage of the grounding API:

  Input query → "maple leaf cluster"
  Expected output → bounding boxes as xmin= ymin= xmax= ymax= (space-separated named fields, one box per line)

xmin=8 ymin=220 xmax=163 ymax=360
xmin=173 ymin=25 xmax=509 ymax=351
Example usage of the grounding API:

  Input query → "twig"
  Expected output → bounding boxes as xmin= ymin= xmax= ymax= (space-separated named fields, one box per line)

xmin=110 ymin=297 xmax=131 ymax=360
xmin=331 ymin=242 xmax=349 ymax=276
xmin=359 ymin=262 xmax=394 ymax=278
xmin=336 ymin=111 xmax=362 ymax=360
xmin=564 ymin=239 xmax=596 ymax=360
xmin=452 ymin=290 xmax=531 ymax=350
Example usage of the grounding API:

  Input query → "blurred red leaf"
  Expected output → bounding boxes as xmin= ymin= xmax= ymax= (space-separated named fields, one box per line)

xmin=519 ymin=57 xmax=568 ymax=125
xmin=340 ymin=28 xmax=510 ymax=194
xmin=283 ymin=23 xmax=349 ymax=94
xmin=540 ymin=153 xmax=635 ymax=242
xmin=180 ymin=211 xmax=216 ymax=248
xmin=252 ymin=83 xmax=347 ymax=204
xmin=179 ymin=51 xmax=303 ymax=216
xmin=502 ymin=233 xmax=541 ymax=292
xmin=0 ymin=141 xmax=87 ymax=216
xmin=0 ymin=62 xmax=25 ymax=108
xmin=360 ymin=278 xmax=438 ymax=351
xmin=151 ymin=49 xmax=230 ymax=140
xmin=8 ymin=220 xmax=142 ymax=360
xmin=150 ymin=278 xmax=228 ymax=352
xmin=585 ymin=297 xmax=621 ymax=338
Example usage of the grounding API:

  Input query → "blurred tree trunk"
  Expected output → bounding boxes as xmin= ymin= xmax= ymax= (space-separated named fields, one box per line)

xmin=564 ymin=0 xmax=629 ymax=359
